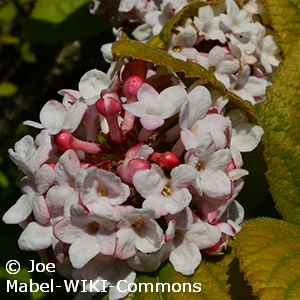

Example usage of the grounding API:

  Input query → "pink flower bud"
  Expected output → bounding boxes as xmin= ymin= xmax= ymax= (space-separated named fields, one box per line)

xmin=123 ymin=75 xmax=144 ymax=102
xmin=54 ymin=131 xmax=102 ymax=154
xmin=121 ymin=59 xmax=147 ymax=82
xmin=119 ymin=158 xmax=151 ymax=183
xmin=117 ymin=142 xmax=152 ymax=183
xmin=95 ymin=90 xmax=124 ymax=143
xmin=148 ymin=151 xmax=180 ymax=170
xmin=95 ymin=91 xmax=122 ymax=117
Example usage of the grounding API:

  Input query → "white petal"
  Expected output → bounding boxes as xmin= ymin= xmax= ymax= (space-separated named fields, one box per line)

xmin=69 ymin=235 xmax=99 ymax=268
xmin=62 ymin=101 xmax=88 ymax=133
xmin=39 ymin=100 xmax=66 ymax=129
xmin=140 ymin=115 xmax=164 ymax=130
xmin=137 ymin=82 xmax=159 ymax=105
xmin=23 ymin=120 xmax=44 ymax=129
xmin=2 ymin=194 xmax=33 ymax=224
xmin=79 ymin=69 xmax=110 ymax=99
xmin=231 ymin=123 xmax=264 ymax=152
xmin=186 ymin=223 xmax=222 ymax=249
xmin=169 ymin=242 xmax=201 ymax=275
xmin=18 ymin=222 xmax=52 ymax=251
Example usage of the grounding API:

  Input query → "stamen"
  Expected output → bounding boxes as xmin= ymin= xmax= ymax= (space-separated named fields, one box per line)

xmin=161 ymin=185 xmax=172 ymax=197
xmin=172 ymin=46 xmax=181 ymax=53
xmin=87 ymin=221 xmax=100 ymax=234
xmin=97 ymin=187 xmax=107 ymax=196
xmin=132 ymin=217 xmax=143 ymax=229
xmin=196 ymin=162 xmax=203 ymax=171
xmin=174 ymin=229 xmax=181 ymax=239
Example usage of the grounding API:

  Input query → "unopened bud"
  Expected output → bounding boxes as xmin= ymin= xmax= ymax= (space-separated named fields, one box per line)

xmin=148 ymin=151 xmax=180 ymax=170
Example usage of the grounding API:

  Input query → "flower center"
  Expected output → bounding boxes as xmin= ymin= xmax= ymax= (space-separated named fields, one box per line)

xmin=87 ymin=221 xmax=100 ymax=234
xmin=132 ymin=217 xmax=143 ymax=229
xmin=172 ymin=46 xmax=181 ymax=53
xmin=174 ymin=229 xmax=181 ymax=239
xmin=161 ymin=185 xmax=172 ymax=197
xmin=196 ymin=162 xmax=203 ymax=171
xmin=97 ymin=187 xmax=107 ymax=196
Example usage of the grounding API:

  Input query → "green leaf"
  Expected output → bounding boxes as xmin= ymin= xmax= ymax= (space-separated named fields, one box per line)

xmin=0 ymin=170 xmax=9 ymax=188
xmin=256 ymin=37 xmax=300 ymax=225
xmin=0 ymin=34 xmax=19 ymax=45
xmin=265 ymin=0 xmax=300 ymax=56
xmin=93 ymin=241 xmax=253 ymax=300
xmin=24 ymin=0 xmax=109 ymax=43
xmin=0 ymin=2 xmax=17 ymax=22
xmin=0 ymin=82 xmax=18 ymax=97
xmin=20 ymin=42 xmax=37 ymax=63
xmin=112 ymin=40 xmax=257 ymax=123
xmin=234 ymin=218 xmax=300 ymax=300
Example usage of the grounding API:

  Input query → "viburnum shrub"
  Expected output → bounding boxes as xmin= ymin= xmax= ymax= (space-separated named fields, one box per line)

xmin=3 ymin=55 xmax=263 ymax=298
xmin=7 ymin=0 xmax=300 ymax=299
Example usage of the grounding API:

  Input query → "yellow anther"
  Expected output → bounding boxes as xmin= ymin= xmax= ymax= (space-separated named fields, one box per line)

xmin=97 ymin=187 xmax=107 ymax=196
xmin=172 ymin=46 xmax=181 ymax=53
xmin=88 ymin=221 xmax=100 ymax=234
xmin=132 ymin=217 xmax=143 ymax=229
xmin=161 ymin=185 xmax=172 ymax=197
xmin=196 ymin=162 xmax=203 ymax=171
xmin=174 ymin=229 xmax=181 ymax=239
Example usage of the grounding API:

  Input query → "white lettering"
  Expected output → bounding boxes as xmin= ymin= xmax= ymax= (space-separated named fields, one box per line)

xmin=28 ymin=260 xmax=55 ymax=273
xmin=64 ymin=280 xmax=80 ymax=293
xmin=7 ymin=280 xmax=17 ymax=292
xmin=116 ymin=280 xmax=128 ymax=293
xmin=193 ymin=282 xmax=202 ymax=292
xmin=89 ymin=280 xmax=101 ymax=293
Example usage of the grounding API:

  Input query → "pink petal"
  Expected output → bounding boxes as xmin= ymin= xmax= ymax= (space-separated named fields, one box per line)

xmin=33 ymin=195 xmax=50 ymax=225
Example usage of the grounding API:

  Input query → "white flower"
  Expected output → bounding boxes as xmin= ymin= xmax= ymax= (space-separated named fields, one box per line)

xmin=46 ymin=149 xmax=86 ymax=217
xmin=167 ymin=19 xmax=201 ymax=62
xmin=24 ymin=99 xmax=87 ymax=135
xmin=256 ymin=28 xmax=282 ymax=73
xmin=165 ymin=207 xmax=222 ymax=275
xmin=179 ymin=85 xmax=230 ymax=150
xmin=114 ymin=206 xmax=164 ymax=259
xmin=133 ymin=164 xmax=198 ymax=216
xmin=78 ymin=69 xmax=111 ymax=105
xmin=54 ymin=204 xmax=118 ymax=269
xmin=227 ymin=109 xmax=264 ymax=152
xmin=231 ymin=65 xmax=270 ymax=104
xmin=81 ymin=167 xmax=130 ymax=212
xmin=123 ymin=82 xmax=187 ymax=131
xmin=220 ymin=0 xmax=256 ymax=34
xmin=3 ymin=163 xmax=55 ymax=225
xmin=194 ymin=5 xmax=227 ymax=43
xmin=185 ymin=132 xmax=233 ymax=200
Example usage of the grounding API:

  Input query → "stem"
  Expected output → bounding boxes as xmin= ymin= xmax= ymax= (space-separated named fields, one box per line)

xmin=138 ymin=128 xmax=153 ymax=142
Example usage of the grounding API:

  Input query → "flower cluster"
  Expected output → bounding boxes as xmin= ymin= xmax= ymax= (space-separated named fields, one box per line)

xmin=93 ymin=0 xmax=282 ymax=104
xmin=3 ymin=58 xmax=263 ymax=299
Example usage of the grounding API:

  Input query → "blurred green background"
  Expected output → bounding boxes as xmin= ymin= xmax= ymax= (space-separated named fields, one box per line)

xmin=0 ymin=1 xmax=113 ymax=299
